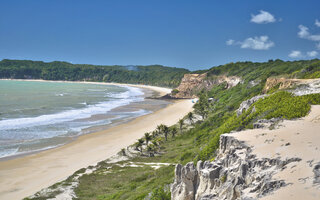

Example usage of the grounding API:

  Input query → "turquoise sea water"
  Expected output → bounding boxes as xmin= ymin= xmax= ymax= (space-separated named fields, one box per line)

xmin=0 ymin=80 xmax=154 ymax=158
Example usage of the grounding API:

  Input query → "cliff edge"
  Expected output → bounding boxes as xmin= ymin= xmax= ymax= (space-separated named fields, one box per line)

xmin=171 ymin=105 xmax=320 ymax=200
xmin=170 ymin=73 xmax=242 ymax=98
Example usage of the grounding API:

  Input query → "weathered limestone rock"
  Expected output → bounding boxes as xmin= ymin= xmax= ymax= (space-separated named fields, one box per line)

xmin=253 ymin=118 xmax=282 ymax=129
xmin=236 ymin=95 xmax=267 ymax=116
xmin=171 ymin=73 xmax=242 ymax=98
xmin=313 ymin=162 xmax=320 ymax=185
xmin=171 ymin=135 xmax=301 ymax=200
xmin=263 ymin=77 xmax=320 ymax=95
xmin=171 ymin=163 xmax=198 ymax=200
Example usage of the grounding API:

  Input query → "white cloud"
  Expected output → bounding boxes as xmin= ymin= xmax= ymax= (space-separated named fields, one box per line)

xmin=317 ymin=43 xmax=320 ymax=49
xmin=226 ymin=36 xmax=274 ymax=50
xmin=250 ymin=10 xmax=276 ymax=24
xmin=315 ymin=19 xmax=320 ymax=27
xmin=288 ymin=50 xmax=318 ymax=58
xmin=307 ymin=51 xmax=318 ymax=57
xmin=240 ymin=36 xmax=274 ymax=50
xmin=289 ymin=50 xmax=303 ymax=58
xmin=226 ymin=39 xmax=235 ymax=45
xmin=298 ymin=25 xmax=320 ymax=41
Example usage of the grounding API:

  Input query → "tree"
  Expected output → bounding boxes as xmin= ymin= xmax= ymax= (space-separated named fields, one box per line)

xmin=144 ymin=132 xmax=152 ymax=146
xmin=194 ymin=92 xmax=209 ymax=119
xmin=152 ymin=130 xmax=158 ymax=138
xmin=120 ymin=148 xmax=126 ymax=156
xmin=178 ymin=119 xmax=184 ymax=133
xmin=171 ymin=127 xmax=177 ymax=138
xmin=136 ymin=138 xmax=144 ymax=152
xmin=187 ymin=112 xmax=194 ymax=125
xmin=147 ymin=144 xmax=156 ymax=157
xmin=156 ymin=125 xmax=163 ymax=135
xmin=159 ymin=124 xmax=169 ymax=141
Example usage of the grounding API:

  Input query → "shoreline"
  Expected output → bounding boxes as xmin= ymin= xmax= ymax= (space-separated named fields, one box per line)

xmin=0 ymin=80 xmax=169 ymax=162
xmin=0 ymin=78 xmax=172 ymax=97
xmin=0 ymin=80 xmax=193 ymax=200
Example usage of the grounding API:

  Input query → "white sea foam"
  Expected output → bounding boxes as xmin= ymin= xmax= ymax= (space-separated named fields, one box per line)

xmin=0 ymin=147 xmax=19 ymax=158
xmin=0 ymin=86 xmax=144 ymax=131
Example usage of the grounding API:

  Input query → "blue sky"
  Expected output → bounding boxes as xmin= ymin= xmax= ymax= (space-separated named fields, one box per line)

xmin=0 ymin=0 xmax=320 ymax=70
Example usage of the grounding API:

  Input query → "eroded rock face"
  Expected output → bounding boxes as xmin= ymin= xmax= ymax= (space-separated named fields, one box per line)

xmin=171 ymin=73 xmax=242 ymax=98
xmin=236 ymin=95 xmax=267 ymax=116
xmin=171 ymin=163 xmax=198 ymax=200
xmin=263 ymin=77 xmax=320 ymax=95
xmin=171 ymin=135 xmax=301 ymax=200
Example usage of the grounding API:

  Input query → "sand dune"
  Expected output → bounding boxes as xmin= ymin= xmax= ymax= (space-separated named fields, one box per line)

xmin=232 ymin=105 xmax=320 ymax=200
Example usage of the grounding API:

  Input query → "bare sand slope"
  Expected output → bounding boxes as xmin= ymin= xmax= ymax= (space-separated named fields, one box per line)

xmin=0 ymin=99 xmax=193 ymax=200
xmin=232 ymin=105 xmax=320 ymax=200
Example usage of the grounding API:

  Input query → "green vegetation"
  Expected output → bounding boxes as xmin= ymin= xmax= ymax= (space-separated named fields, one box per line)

xmin=206 ymin=59 xmax=319 ymax=81
xmin=196 ymin=91 xmax=320 ymax=161
xmin=150 ymin=186 xmax=171 ymax=200
xmin=290 ymin=60 xmax=320 ymax=79
xmin=24 ymin=59 xmax=320 ymax=199
xmin=0 ymin=59 xmax=189 ymax=87
xmin=73 ymin=124 xmax=198 ymax=200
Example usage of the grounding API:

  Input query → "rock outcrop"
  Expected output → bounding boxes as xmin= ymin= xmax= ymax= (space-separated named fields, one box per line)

xmin=236 ymin=95 xmax=267 ymax=116
xmin=171 ymin=73 xmax=242 ymax=98
xmin=171 ymin=134 xmax=301 ymax=200
xmin=263 ymin=77 xmax=320 ymax=95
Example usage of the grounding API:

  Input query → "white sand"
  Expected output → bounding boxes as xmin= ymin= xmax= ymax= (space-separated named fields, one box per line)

xmin=0 ymin=81 xmax=193 ymax=200
xmin=232 ymin=105 xmax=320 ymax=200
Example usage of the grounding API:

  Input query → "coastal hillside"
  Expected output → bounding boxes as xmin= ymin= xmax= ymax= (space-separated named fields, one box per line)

xmin=24 ymin=59 xmax=320 ymax=200
xmin=171 ymin=59 xmax=320 ymax=98
xmin=0 ymin=59 xmax=189 ymax=88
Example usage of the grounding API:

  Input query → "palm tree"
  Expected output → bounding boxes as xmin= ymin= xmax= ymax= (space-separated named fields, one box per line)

xmin=152 ymin=130 xmax=158 ymax=138
xmin=144 ymin=132 xmax=152 ymax=146
xmin=147 ymin=144 xmax=155 ymax=157
xmin=162 ymin=125 xmax=169 ymax=141
xmin=120 ymin=148 xmax=126 ymax=156
xmin=187 ymin=112 xmax=193 ymax=125
xmin=171 ymin=127 xmax=177 ymax=138
xmin=156 ymin=125 xmax=162 ymax=135
xmin=137 ymin=138 xmax=144 ymax=152
xmin=178 ymin=119 xmax=184 ymax=133
xmin=152 ymin=140 xmax=158 ymax=147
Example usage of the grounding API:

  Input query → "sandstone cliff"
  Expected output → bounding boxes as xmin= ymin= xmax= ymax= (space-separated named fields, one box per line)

xmin=263 ymin=77 xmax=320 ymax=95
xmin=171 ymin=73 xmax=242 ymax=98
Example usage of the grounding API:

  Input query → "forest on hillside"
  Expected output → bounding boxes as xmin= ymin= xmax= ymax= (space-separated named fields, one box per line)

xmin=0 ymin=59 xmax=189 ymax=88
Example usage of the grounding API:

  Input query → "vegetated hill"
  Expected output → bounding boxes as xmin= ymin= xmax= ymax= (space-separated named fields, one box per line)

xmin=171 ymin=59 xmax=320 ymax=98
xmin=0 ymin=59 xmax=189 ymax=88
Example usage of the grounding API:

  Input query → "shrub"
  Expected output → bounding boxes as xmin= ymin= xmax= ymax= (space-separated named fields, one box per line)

xmin=150 ymin=186 xmax=171 ymax=200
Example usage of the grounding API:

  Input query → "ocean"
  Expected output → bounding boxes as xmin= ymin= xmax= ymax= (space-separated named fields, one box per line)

xmin=0 ymin=80 xmax=168 ymax=159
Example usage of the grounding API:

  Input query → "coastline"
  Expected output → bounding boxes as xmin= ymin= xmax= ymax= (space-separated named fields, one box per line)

xmin=0 ymin=79 xmax=172 ymax=97
xmin=0 ymin=80 xmax=193 ymax=200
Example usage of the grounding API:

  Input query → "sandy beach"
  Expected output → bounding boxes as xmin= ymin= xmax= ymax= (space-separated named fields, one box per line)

xmin=0 ymin=81 xmax=194 ymax=200
xmin=231 ymin=105 xmax=320 ymax=200
xmin=0 ymin=79 xmax=172 ymax=97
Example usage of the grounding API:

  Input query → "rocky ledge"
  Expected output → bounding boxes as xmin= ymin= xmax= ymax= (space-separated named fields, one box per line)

xmin=171 ymin=134 xmax=301 ymax=200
